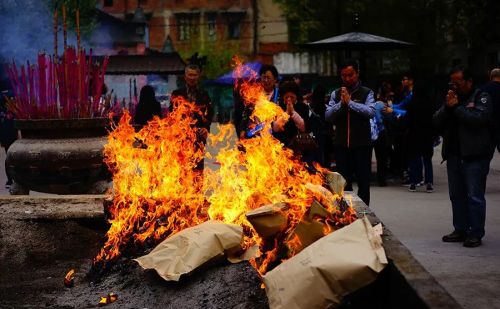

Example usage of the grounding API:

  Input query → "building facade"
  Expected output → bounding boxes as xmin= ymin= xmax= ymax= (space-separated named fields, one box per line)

xmin=98 ymin=0 xmax=290 ymax=62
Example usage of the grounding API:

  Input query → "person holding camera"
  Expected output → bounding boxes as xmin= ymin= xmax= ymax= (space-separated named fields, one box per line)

xmin=433 ymin=66 xmax=494 ymax=248
xmin=325 ymin=60 xmax=375 ymax=206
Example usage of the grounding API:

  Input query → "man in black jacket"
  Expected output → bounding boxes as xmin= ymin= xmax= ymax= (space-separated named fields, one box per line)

xmin=325 ymin=60 xmax=375 ymax=205
xmin=433 ymin=67 xmax=494 ymax=248
xmin=170 ymin=64 xmax=213 ymax=172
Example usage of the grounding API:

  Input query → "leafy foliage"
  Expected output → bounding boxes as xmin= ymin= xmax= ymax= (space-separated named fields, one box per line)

xmin=273 ymin=0 xmax=500 ymax=75
xmin=179 ymin=43 xmax=243 ymax=80
xmin=51 ymin=0 xmax=98 ymax=38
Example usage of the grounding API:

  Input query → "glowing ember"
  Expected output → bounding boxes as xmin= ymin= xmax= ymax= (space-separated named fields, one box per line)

xmin=64 ymin=269 xmax=75 ymax=287
xmin=98 ymin=292 xmax=118 ymax=307
xmin=95 ymin=59 xmax=357 ymax=276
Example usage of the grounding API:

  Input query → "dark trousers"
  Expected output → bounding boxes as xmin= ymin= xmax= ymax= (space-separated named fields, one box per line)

xmin=390 ymin=134 xmax=407 ymax=177
xmin=446 ymin=156 xmax=490 ymax=238
xmin=373 ymin=130 xmax=389 ymax=183
xmin=335 ymin=145 xmax=372 ymax=206
xmin=409 ymin=154 xmax=433 ymax=185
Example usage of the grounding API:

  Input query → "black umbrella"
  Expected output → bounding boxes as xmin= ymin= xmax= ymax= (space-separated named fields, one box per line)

xmin=304 ymin=31 xmax=414 ymax=50
xmin=303 ymin=32 xmax=415 ymax=81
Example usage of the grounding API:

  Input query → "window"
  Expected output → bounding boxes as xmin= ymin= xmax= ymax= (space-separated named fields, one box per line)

xmin=206 ymin=13 xmax=217 ymax=41
xmin=176 ymin=13 xmax=199 ymax=41
xmin=104 ymin=0 xmax=113 ymax=7
xmin=224 ymin=12 xmax=244 ymax=40
xmin=227 ymin=20 xmax=241 ymax=39
xmin=178 ymin=17 xmax=190 ymax=41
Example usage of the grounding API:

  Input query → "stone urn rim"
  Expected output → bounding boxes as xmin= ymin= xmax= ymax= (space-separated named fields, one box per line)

xmin=14 ymin=117 xmax=111 ymax=131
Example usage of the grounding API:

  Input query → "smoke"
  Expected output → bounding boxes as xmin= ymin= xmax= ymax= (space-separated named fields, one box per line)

xmin=0 ymin=0 xmax=79 ymax=63
xmin=0 ymin=0 xmax=118 ymax=89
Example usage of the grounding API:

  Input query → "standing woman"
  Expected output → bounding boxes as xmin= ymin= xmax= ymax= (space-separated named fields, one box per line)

xmin=134 ymin=85 xmax=162 ymax=128
xmin=272 ymin=81 xmax=309 ymax=150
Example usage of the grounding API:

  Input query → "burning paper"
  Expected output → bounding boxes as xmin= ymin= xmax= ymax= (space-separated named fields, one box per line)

xmin=95 ymin=59 xmax=358 ymax=277
xmin=134 ymin=221 xmax=243 ymax=281
xmin=263 ymin=217 xmax=387 ymax=309
xmin=246 ymin=203 xmax=288 ymax=238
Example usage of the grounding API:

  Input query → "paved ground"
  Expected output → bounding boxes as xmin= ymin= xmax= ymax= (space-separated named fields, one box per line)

xmin=370 ymin=149 xmax=500 ymax=309
xmin=1 ymin=127 xmax=499 ymax=308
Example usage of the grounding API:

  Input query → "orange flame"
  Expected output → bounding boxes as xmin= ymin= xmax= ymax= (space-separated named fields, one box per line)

xmin=95 ymin=58 xmax=356 ymax=276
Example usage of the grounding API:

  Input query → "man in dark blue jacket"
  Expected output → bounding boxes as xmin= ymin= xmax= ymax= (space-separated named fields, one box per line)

xmin=325 ymin=60 xmax=375 ymax=206
xmin=433 ymin=67 xmax=494 ymax=248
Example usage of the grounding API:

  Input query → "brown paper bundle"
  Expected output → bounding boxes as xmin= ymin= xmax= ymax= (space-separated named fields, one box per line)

xmin=286 ymin=200 xmax=329 ymax=253
xmin=324 ymin=171 xmax=346 ymax=195
xmin=135 ymin=221 xmax=243 ymax=281
xmin=246 ymin=203 xmax=288 ymax=238
xmin=305 ymin=183 xmax=337 ymax=210
xmin=263 ymin=217 xmax=387 ymax=309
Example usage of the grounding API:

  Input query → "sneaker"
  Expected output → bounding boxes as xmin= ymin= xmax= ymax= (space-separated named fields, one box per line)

xmin=463 ymin=236 xmax=482 ymax=248
xmin=408 ymin=184 xmax=417 ymax=192
xmin=5 ymin=180 xmax=12 ymax=188
xmin=426 ymin=183 xmax=434 ymax=193
xmin=442 ymin=231 xmax=466 ymax=242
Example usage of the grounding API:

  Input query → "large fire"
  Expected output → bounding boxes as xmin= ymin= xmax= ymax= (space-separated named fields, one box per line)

xmin=95 ymin=60 xmax=356 ymax=276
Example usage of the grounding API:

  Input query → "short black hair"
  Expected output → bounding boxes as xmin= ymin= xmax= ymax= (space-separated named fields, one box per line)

xmin=185 ymin=63 xmax=201 ymax=73
xmin=402 ymin=72 xmax=414 ymax=80
xmin=280 ymin=80 xmax=300 ymax=97
xmin=259 ymin=64 xmax=279 ymax=79
xmin=339 ymin=59 xmax=359 ymax=73
xmin=449 ymin=66 xmax=473 ymax=81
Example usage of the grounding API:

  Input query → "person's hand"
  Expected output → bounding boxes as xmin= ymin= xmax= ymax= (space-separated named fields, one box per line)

xmin=286 ymin=101 xmax=295 ymax=115
xmin=382 ymin=106 xmax=393 ymax=114
xmin=340 ymin=87 xmax=350 ymax=105
xmin=272 ymin=116 xmax=287 ymax=132
xmin=446 ymin=90 xmax=458 ymax=108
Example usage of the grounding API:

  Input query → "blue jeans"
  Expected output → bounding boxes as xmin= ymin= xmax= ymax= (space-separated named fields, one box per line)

xmin=409 ymin=155 xmax=433 ymax=185
xmin=446 ymin=156 xmax=491 ymax=238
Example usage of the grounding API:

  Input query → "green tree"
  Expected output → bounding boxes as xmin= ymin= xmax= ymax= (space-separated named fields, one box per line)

xmin=180 ymin=43 xmax=242 ymax=80
xmin=272 ymin=0 xmax=499 ymax=76
xmin=51 ymin=0 xmax=97 ymax=38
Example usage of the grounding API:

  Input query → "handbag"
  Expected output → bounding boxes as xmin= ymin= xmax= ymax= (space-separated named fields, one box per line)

xmin=288 ymin=132 xmax=319 ymax=152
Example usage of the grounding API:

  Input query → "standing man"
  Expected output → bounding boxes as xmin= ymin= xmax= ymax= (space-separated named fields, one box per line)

xmin=170 ymin=63 xmax=213 ymax=172
xmin=325 ymin=60 xmax=375 ymax=205
xmin=483 ymin=68 xmax=500 ymax=153
xmin=434 ymin=66 xmax=494 ymax=248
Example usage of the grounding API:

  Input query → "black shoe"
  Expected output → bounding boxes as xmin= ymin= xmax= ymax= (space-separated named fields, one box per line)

xmin=408 ymin=184 xmax=416 ymax=192
xmin=442 ymin=231 xmax=466 ymax=242
xmin=426 ymin=183 xmax=434 ymax=193
xmin=463 ymin=236 xmax=482 ymax=248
